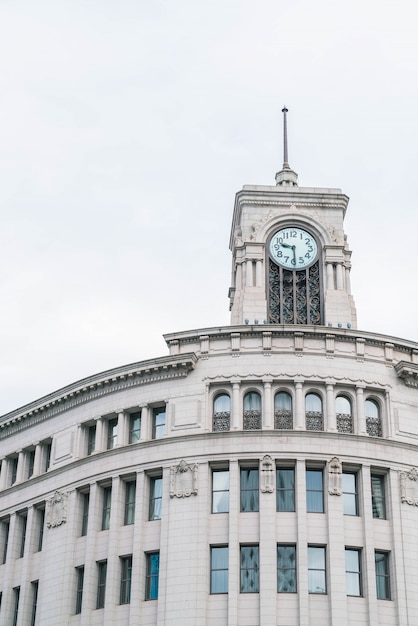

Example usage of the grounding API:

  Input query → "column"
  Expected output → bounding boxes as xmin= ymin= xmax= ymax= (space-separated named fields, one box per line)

xmin=1 ymin=513 xmax=18 ymax=624
xmin=336 ymin=262 xmax=344 ymax=290
xmin=294 ymin=379 xmax=304 ymax=430
xmin=0 ymin=458 xmax=7 ymax=490
xmin=236 ymin=262 xmax=242 ymax=292
xmin=32 ymin=443 xmax=42 ymax=477
xmin=94 ymin=417 xmax=105 ymax=452
xmin=130 ymin=471 xmax=145 ymax=624
xmin=104 ymin=477 xmax=121 ymax=626
xmin=345 ymin=266 xmax=352 ymax=293
xmin=231 ymin=381 xmax=241 ymax=430
xmin=116 ymin=411 xmax=128 ymax=447
xmin=296 ymin=459 xmax=309 ymax=626
xmin=15 ymin=450 xmax=25 ymax=484
xmin=227 ymin=460 xmax=240 ymax=626
xmin=326 ymin=381 xmax=337 ymax=432
xmin=263 ymin=379 xmax=273 ymax=429
xmin=246 ymin=259 xmax=253 ymax=286
xmin=326 ymin=262 xmax=334 ymax=289
xmin=17 ymin=506 xmax=35 ymax=626
xmin=255 ymin=259 xmax=263 ymax=287
xmin=80 ymin=483 xmax=99 ymax=626
xmin=259 ymin=456 xmax=277 ymax=625
xmin=356 ymin=386 xmax=367 ymax=435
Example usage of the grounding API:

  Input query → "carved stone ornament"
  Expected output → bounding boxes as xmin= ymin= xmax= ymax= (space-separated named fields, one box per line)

xmin=46 ymin=491 xmax=69 ymax=528
xmin=328 ymin=457 xmax=342 ymax=496
xmin=261 ymin=455 xmax=274 ymax=493
xmin=400 ymin=468 xmax=418 ymax=506
xmin=169 ymin=460 xmax=198 ymax=498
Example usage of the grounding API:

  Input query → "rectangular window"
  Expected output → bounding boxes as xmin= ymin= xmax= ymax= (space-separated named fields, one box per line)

xmin=129 ymin=411 xmax=141 ymax=444
xmin=277 ymin=545 xmax=297 ymax=593
xmin=36 ymin=507 xmax=45 ymax=552
xmin=12 ymin=587 xmax=20 ymax=626
xmin=10 ymin=457 xmax=18 ymax=485
xmin=210 ymin=546 xmax=228 ymax=594
xmin=43 ymin=442 xmax=52 ymax=472
xmin=240 ymin=545 xmax=259 ymax=593
xmin=101 ymin=486 xmax=112 ymax=530
xmin=96 ymin=561 xmax=107 ymax=609
xmin=75 ymin=566 xmax=84 ymax=614
xmin=308 ymin=546 xmax=326 ymax=594
xmin=27 ymin=450 xmax=35 ymax=479
xmin=343 ymin=472 xmax=358 ymax=515
xmin=145 ymin=552 xmax=160 ymax=600
xmin=277 ymin=468 xmax=295 ymax=512
xmin=30 ymin=581 xmax=38 ymax=626
xmin=212 ymin=469 xmax=229 ymax=513
xmin=124 ymin=481 xmax=136 ymax=525
xmin=375 ymin=551 xmax=390 ymax=600
xmin=306 ymin=469 xmax=324 ymax=513
xmin=149 ymin=476 xmax=162 ymax=521
xmin=371 ymin=474 xmax=386 ymax=519
xmin=152 ymin=407 xmax=166 ymax=439
xmin=107 ymin=418 xmax=118 ymax=450
xmin=240 ymin=468 xmax=259 ymax=512
xmin=0 ymin=519 xmax=9 ymax=564
xmin=18 ymin=512 xmax=27 ymax=558
xmin=87 ymin=425 xmax=96 ymax=455
xmin=120 ymin=555 xmax=132 ymax=604
xmin=81 ymin=493 xmax=89 ymax=536
xmin=345 ymin=548 xmax=362 ymax=596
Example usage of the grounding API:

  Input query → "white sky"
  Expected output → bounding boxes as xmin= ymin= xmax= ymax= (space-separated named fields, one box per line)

xmin=0 ymin=0 xmax=417 ymax=415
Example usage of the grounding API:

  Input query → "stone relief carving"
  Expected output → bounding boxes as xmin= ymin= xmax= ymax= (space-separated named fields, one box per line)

xmin=170 ymin=459 xmax=198 ymax=498
xmin=261 ymin=455 xmax=274 ymax=493
xmin=400 ymin=468 xmax=418 ymax=506
xmin=328 ymin=457 xmax=342 ymax=496
xmin=46 ymin=491 xmax=69 ymax=528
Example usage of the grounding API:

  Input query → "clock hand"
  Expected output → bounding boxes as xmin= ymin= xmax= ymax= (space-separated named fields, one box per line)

xmin=280 ymin=243 xmax=293 ymax=249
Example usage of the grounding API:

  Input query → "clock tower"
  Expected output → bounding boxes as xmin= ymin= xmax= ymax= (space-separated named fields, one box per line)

xmin=229 ymin=107 xmax=357 ymax=329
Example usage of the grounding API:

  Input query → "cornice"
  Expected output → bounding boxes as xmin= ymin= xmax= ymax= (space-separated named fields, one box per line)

xmin=395 ymin=361 xmax=418 ymax=388
xmin=0 ymin=353 xmax=197 ymax=437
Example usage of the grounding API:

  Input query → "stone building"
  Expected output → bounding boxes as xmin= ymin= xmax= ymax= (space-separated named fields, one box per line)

xmin=1 ymin=113 xmax=418 ymax=625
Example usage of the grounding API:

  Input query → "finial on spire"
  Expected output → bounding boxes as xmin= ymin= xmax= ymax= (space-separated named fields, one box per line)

xmin=282 ymin=106 xmax=289 ymax=169
xmin=275 ymin=105 xmax=298 ymax=187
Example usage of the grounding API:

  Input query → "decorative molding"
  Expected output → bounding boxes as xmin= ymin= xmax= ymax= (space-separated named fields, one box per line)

xmin=169 ymin=460 xmax=198 ymax=498
xmin=400 ymin=468 xmax=418 ymax=506
xmin=328 ymin=457 xmax=342 ymax=496
xmin=46 ymin=491 xmax=69 ymax=528
xmin=260 ymin=454 xmax=274 ymax=493
xmin=0 ymin=354 xmax=197 ymax=438
xmin=395 ymin=361 xmax=418 ymax=388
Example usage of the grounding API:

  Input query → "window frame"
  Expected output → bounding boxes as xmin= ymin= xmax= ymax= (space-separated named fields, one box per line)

xmin=124 ymin=481 xmax=136 ymax=525
xmin=308 ymin=545 xmax=327 ymax=594
xmin=210 ymin=545 xmax=229 ymax=594
xmin=345 ymin=548 xmax=362 ymax=596
xmin=240 ymin=544 xmax=260 ymax=593
xmin=101 ymin=486 xmax=112 ymax=531
xmin=240 ymin=467 xmax=259 ymax=512
xmin=211 ymin=468 xmax=230 ymax=514
xmin=120 ymin=555 xmax=133 ymax=605
xmin=371 ymin=473 xmax=386 ymax=519
xmin=96 ymin=560 xmax=107 ymax=609
xmin=277 ymin=544 xmax=297 ymax=593
xmin=87 ymin=424 xmax=96 ymax=455
xmin=276 ymin=467 xmax=296 ymax=512
xmin=342 ymin=471 xmax=359 ymax=516
xmin=129 ymin=411 xmax=141 ymax=444
xmin=149 ymin=475 xmax=163 ymax=521
xmin=75 ymin=566 xmax=84 ymax=614
xmin=306 ymin=468 xmax=324 ymax=513
xmin=375 ymin=551 xmax=391 ymax=600
xmin=145 ymin=551 xmax=160 ymax=600
xmin=106 ymin=418 xmax=118 ymax=450
xmin=30 ymin=580 xmax=38 ymax=626
xmin=152 ymin=406 xmax=166 ymax=440
xmin=81 ymin=492 xmax=89 ymax=537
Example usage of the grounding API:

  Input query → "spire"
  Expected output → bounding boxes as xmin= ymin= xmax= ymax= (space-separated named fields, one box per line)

xmin=282 ymin=106 xmax=289 ymax=169
xmin=275 ymin=106 xmax=298 ymax=187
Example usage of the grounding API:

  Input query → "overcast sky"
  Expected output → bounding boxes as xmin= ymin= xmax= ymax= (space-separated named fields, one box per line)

xmin=0 ymin=0 xmax=417 ymax=415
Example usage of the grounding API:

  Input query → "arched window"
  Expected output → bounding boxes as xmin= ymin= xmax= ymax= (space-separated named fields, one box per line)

xmin=274 ymin=392 xmax=293 ymax=429
xmin=336 ymin=395 xmax=353 ymax=433
xmin=243 ymin=392 xmax=262 ymax=430
xmin=305 ymin=393 xmax=323 ymax=431
xmin=365 ymin=399 xmax=382 ymax=437
xmin=213 ymin=394 xmax=230 ymax=432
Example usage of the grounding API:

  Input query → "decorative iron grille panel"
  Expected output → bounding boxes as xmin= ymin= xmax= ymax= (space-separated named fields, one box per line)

xmin=274 ymin=410 xmax=293 ymax=429
xmin=243 ymin=410 xmax=262 ymax=430
xmin=269 ymin=259 xmax=321 ymax=324
xmin=337 ymin=413 xmax=353 ymax=433
xmin=366 ymin=417 xmax=382 ymax=437
xmin=306 ymin=411 xmax=323 ymax=431
xmin=213 ymin=412 xmax=230 ymax=432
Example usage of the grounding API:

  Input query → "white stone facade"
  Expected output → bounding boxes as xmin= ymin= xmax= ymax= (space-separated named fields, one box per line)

xmin=1 ymin=171 xmax=418 ymax=626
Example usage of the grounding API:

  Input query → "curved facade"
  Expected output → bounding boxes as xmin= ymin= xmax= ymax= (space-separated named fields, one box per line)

xmin=1 ymin=160 xmax=418 ymax=626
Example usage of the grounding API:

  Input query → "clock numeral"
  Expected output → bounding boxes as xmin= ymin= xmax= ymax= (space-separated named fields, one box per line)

xmin=291 ymin=258 xmax=296 ymax=266
xmin=291 ymin=230 xmax=297 ymax=238
xmin=284 ymin=256 xmax=289 ymax=263
xmin=305 ymin=237 xmax=311 ymax=244
xmin=308 ymin=246 xmax=313 ymax=252
xmin=299 ymin=256 xmax=304 ymax=264
xmin=277 ymin=251 xmax=283 ymax=258
xmin=305 ymin=253 xmax=311 ymax=259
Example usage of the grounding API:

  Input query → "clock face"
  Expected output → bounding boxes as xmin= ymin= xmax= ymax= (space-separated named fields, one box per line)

xmin=269 ymin=227 xmax=318 ymax=269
